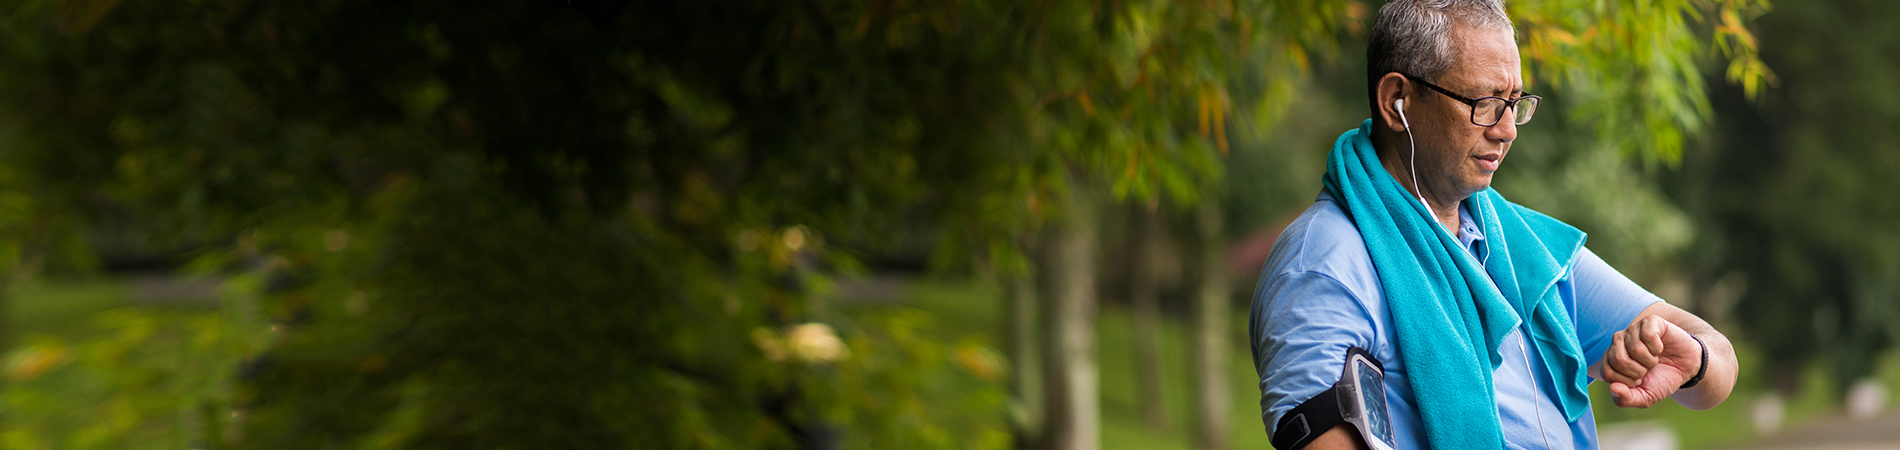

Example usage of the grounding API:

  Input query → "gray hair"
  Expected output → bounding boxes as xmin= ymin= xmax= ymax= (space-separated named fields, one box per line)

xmin=1366 ymin=0 xmax=1515 ymax=105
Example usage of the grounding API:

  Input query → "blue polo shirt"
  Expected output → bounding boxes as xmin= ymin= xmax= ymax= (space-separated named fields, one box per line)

xmin=1249 ymin=193 xmax=1662 ymax=449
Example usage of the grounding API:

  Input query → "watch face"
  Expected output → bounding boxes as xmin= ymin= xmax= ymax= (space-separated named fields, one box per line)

xmin=1355 ymin=359 xmax=1394 ymax=446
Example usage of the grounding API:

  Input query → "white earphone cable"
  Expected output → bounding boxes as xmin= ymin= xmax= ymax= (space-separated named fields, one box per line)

xmin=1520 ymin=336 xmax=1554 ymax=449
xmin=1396 ymin=98 xmax=1437 ymax=219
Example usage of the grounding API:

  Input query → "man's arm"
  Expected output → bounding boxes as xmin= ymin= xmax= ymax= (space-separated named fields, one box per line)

xmin=1305 ymin=425 xmax=1369 ymax=450
xmin=1589 ymin=302 xmax=1738 ymax=410
xmin=1250 ymin=266 xmax=1382 ymax=449
xmin=1251 ymin=269 xmax=1379 ymax=449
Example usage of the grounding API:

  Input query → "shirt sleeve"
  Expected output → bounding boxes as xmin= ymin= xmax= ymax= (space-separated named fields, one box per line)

xmin=1567 ymin=247 xmax=1665 ymax=375
xmin=1249 ymin=269 xmax=1380 ymax=436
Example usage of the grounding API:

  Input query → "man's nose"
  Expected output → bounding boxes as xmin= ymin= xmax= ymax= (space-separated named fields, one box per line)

xmin=1487 ymin=110 xmax=1518 ymax=142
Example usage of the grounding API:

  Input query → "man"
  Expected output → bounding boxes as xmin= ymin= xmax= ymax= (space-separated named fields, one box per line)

xmin=1247 ymin=1 xmax=1737 ymax=449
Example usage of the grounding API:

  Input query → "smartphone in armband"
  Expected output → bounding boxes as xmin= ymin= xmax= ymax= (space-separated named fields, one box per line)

xmin=1272 ymin=347 xmax=1395 ymax=450
xmin=1341 ymin=348 xmax=1395 ymax=450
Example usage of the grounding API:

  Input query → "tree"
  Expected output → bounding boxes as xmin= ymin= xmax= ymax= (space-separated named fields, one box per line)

xmin=1188 ymin=201 xmax=1231 ymax=450
xmin=1128 ymin=203 xmax=1169 ymax=430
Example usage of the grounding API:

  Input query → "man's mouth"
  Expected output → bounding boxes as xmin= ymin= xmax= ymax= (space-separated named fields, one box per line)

xmin=1473 ymin=154 xmax=1501 ymax=172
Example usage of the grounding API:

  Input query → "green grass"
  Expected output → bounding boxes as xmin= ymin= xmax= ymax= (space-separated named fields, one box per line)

xmin=1095 ymin=299 xmax=1274 ymax=450
xmin=7 ymin=278 xmax=138 ymax=340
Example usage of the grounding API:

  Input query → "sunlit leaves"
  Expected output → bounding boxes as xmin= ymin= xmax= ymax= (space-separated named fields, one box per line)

xmin=934 ymin=0 xmax=1348 ymax=276
xmin=1514 ymin=0 xmax=1774 ymax=166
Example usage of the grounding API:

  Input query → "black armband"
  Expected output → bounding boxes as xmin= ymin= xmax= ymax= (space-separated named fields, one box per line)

xmin=1272 ymin=347 xmax=1394 ymax=450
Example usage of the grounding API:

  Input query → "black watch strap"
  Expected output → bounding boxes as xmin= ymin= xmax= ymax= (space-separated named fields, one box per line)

xmin=1273 ymin=384 xmax=1344 ymax=450
xmin=1678 ymin=334 xmax=1709 ymax=390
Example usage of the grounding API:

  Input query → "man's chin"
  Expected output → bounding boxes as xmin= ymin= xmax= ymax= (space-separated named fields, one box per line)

xmin=1458 ymin=175 xmax=1494 ymax=196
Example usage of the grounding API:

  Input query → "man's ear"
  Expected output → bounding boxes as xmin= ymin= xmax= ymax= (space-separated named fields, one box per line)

xmin=1376 ymin=73 xmax=1409 ymax=133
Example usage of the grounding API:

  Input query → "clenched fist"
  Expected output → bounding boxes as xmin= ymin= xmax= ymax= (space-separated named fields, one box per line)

xmin=1593 ymin=313 xmax=1704 ymax=409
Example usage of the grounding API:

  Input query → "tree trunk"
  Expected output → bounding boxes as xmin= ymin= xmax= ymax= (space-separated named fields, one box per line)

xmin=1131 ymin=204 xmax=1168 ymax=430
xmin=0 ymin=287 xmax=8 ymax=437
xmin=1007 ymin=267 xmax=1046 ymax=450
xmin=1040 ymin=173 xmax=1101 ymax=450
xmin=1190 ymin=201 xmax=1232 ymax=450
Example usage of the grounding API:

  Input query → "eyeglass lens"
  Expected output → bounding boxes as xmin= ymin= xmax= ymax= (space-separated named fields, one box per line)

xmin=1473 ymin=97 xmax=1538 ymax=126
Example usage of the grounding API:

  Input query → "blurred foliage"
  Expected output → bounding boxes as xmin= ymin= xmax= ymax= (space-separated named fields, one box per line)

xmin=1488 ymin=0 xmax=1773 ymax=278
xmin=0 ymin=0 xmax=1020 ymax=447
xmin=0 ymin=0 xmax=1777 ymax=449
xmin=0 ymin=0 xmax=1301 ymax=447
xmin=1493 ymin=105 xmax=1699 ymax=280
xmin=1513 ymin=0 xmax=1773 ymax=167
xmin=822 ymin=311 xmax=1013 ymax=449
xmin=1669 ymin=0 xmax=1900 ymax=390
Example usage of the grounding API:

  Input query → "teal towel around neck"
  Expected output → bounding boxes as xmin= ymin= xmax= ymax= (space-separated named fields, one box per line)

xmin=1321 ymin=119 xmax=1590 ymax=449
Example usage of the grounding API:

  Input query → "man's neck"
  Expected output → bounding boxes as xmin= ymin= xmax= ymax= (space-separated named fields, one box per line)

xmin=1410 ymin=188 xmax=1463 ymax=234
xmin=1374 ymin=142 xmax=1465 ymax=234
xmin=1429 ymin=198 xmax=1462 ymax=234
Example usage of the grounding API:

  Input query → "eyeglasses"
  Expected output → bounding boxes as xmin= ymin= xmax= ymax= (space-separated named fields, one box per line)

xmin=1398 ymin=73 xmax=1541 ymax=127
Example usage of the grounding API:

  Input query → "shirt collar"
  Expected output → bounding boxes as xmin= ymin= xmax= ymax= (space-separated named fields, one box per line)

xmin=1457 ymin=202 xmax=1487 ymax=264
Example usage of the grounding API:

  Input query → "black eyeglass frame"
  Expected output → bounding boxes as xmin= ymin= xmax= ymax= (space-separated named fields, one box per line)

xmin=1396 ymin=72 xmax=1541 ymax=127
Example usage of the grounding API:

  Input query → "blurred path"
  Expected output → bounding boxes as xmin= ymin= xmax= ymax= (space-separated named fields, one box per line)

xmin=128 ymin=274 xmax=222 ymax=306
xmin=1723 ymin=414 xmax=1900 ymax=450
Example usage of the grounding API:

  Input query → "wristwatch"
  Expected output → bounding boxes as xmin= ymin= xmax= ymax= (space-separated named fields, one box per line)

xmin=1679 ymin=334 xmax=1708 ymax=390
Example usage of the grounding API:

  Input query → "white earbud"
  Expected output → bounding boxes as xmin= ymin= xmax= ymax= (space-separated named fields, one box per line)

xmin=1394 ymin=98 xmax=1409 ymax=130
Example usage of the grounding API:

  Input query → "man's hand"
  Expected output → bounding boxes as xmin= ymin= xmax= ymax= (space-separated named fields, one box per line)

xmin=1589 ymin=301 xmax=1738 ymax=410
xmin=1593 ymin=313 xmax=1704 ymax=408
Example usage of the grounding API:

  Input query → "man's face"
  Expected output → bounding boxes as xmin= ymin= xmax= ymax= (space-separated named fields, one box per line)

xmin=1407 ymin=25 xmax=1521 ymax=200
